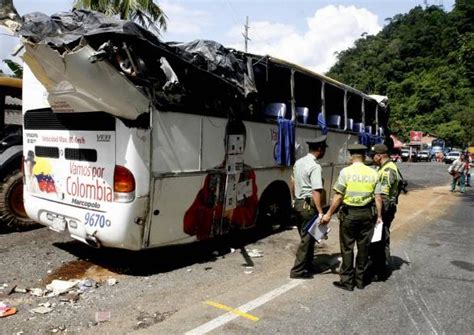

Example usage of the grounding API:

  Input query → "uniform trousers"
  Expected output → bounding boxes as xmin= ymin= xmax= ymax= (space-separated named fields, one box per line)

xmin=369 ymin=202 xmax=396 ymax=278
xmin=338 ymin=205 xmax=375 ymax=287
xmin=290 ymin=198 xmax=316 ymax=276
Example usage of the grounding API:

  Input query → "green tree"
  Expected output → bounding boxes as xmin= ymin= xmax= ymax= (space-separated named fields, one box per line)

xmin=327 ymin=4 xmax=473 ymax=148
xmin=73 ymin=0 xmax=167 ymax=33
xmin=2 ymin=59 xmax=22 ymax=78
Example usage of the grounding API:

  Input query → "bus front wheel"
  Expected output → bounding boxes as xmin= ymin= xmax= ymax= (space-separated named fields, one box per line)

xmin=0 ymin=169 xmax=38 ymax=230
xmin=256 ymin=181 xmax=292 ymax=231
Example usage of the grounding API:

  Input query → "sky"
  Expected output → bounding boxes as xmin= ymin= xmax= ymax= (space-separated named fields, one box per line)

xmin=0 ymin=0 xmax=454 ymax=75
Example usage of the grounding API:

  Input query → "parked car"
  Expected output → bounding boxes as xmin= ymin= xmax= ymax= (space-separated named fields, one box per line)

xmin=444 ymin=151 xmax=461 ymax=164
xmin=417 ymin=150 xmax=430 ymax=162
xmin=391 ymin=149 xmax=402 ymax=162
xmin=401 ymin=149 xmax=410 ymax=162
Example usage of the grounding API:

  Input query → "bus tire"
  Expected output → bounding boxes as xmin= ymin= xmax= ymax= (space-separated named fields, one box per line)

xmin=256 ymin=181 xmax=292 ymax=231
xmin=0 ymin=169 xmax=37 ymax=230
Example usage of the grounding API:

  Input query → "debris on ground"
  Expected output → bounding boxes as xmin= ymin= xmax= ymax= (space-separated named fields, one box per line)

xmin=134 ymin=310 xmax=177 ymax=330
xmin=30 ymin=306 xmax=53 ymax=314
xmin=0 ymin=302 xmax=17 ymax=318
xmin=0 ymin=284 xmax=16 ymax=297
xmin=78 ymin=279 xmax=98 ymax=293
xmin=13 ymin=287 xmax=28 ymax=294
xmin=46 ymin=280 xmax=78 ymax=296
xmin=107 ymin=278 xmax=118 ymax=286
xmin=244 ymin=270 xmax=253 ymax=275
xmin=50 ymin=325 xmax=66 ymax=333
xmin=30 ymin=288 xmax=45 ymax=297
xmin=59 ymin=292 xmax=80 ymax=303
xmin=247 ymin=249 xmax=264 ymax=258
xmin=95 ymin=311 xmax=111 ymax=322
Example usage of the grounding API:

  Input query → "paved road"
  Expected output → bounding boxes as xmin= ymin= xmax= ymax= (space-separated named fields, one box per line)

xmin=230 ymin=172 xmax=473 ymax=334
xmin=1 ymin=162 xmax=472 ymax=334
xmin=398 ymin=162 xmax=453 ymax=189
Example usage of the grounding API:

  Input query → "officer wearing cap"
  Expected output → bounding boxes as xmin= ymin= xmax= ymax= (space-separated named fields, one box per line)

xmin=369 ymin=143 xmax=400 ymax=281
xmin=290 ymin=135 xmax=328 ymax=279
xmin=321 ymin=143 xmax=382 ymax=291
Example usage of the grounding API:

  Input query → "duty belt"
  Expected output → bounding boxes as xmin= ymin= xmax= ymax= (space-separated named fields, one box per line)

xmin=342 ymin=202 xmax=374 ymax=210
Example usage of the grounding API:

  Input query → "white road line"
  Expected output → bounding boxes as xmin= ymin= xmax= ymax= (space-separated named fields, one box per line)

xmin=185 ymin=279 xmax=303 ymax=335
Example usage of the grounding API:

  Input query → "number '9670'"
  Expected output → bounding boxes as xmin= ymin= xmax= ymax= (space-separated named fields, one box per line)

xmin=84 ymin=213 xmax=111 ymax=228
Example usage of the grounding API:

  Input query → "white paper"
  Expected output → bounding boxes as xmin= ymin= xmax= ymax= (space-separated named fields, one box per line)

xmin=371 ymin=222 xmax=383 ymax=243
xmin=307 ymin=216 xmax=330 ymax=243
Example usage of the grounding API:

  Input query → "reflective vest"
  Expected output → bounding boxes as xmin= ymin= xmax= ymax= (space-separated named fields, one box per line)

xmin=333 ymin=162 xmax=378 ymax=206
xmin=377 ymin=160 xmax=400 ymax=203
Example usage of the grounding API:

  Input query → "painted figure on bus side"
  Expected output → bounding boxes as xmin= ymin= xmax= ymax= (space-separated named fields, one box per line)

xmin=183 ymin=119 xmax=258 ymax=240
xmin=24 ymin=150 xmax=40 ymax=193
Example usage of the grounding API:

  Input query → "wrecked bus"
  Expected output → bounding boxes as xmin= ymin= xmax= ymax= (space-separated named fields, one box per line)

xmin=18 ymin=11 xmax=388 ymax=250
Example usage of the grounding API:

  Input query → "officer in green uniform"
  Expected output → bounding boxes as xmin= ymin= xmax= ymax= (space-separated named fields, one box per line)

xmin=369 ymin=143 xmax=400 ymax=281
xmin=321 ymin=144 xmax=382 ymax=291
xmin=289 ymin=135 xmax=328 ymax=279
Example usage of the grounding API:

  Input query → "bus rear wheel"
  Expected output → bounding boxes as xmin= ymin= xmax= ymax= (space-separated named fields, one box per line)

xmin=256 ymin=181 xmax=292 ymax=231
xmin=0 ymin=170 xmax=37 ymax=230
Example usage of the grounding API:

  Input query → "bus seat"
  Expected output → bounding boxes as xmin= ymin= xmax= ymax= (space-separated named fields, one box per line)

xmin=296 ymin=107 xmax=309 ymax=124
xmin=353 ymin=122 xmax=364 ymax=133
xmin=365 ymin=126 xmax=373 ymax=134
xmin=346 ymin=118 xmax=354 ymax=131
xmin=264 ymin=103 xmax=287 ymax=119
xmin=328 ymin=115 xmax=341 ymax=128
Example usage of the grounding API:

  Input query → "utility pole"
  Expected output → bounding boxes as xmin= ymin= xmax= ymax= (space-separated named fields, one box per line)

xmin=243 ymin=16 xmax=250 ymax=52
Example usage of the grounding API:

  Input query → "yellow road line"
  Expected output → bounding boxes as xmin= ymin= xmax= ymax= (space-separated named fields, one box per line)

xmin=204 ymin=300 xmax=259 ymax=322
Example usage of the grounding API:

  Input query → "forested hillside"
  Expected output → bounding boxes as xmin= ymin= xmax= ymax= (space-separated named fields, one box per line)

xmin=326 ymin=1 xmax=473 ymax=147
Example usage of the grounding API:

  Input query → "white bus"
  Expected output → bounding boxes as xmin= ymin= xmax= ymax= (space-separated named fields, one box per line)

xmin=19 ymin=11 xmax=388 ymax=250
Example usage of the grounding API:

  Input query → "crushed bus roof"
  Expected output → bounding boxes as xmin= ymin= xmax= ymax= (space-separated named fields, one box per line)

xmin=17 ymin=10 xmax=387 ymax=120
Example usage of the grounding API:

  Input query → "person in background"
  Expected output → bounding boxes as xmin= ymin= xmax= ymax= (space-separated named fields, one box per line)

xmin=289 ymin=135 xmax=328 ymax=279
xmin=464 ymin=153 xmax=471 ymax=187
xmin=321 ymin=144 xmax=382 ymax=291
xmin=369 ymin=144 xmax=400 ymax=281
xmin=449 ymin=154 xmax=466 ymax=193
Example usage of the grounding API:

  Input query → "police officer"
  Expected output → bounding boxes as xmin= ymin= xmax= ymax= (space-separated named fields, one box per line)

xmin=290 ymin=135 xmax=328 ymax=279
xmin=321 ymin=144 xmax=382 ymax=291
xmin=369 ymin=143 xmax=400 ymax=281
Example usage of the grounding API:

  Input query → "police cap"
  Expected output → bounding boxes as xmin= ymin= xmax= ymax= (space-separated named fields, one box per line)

xmin=306 ymin=135 xmax=328 ymax=148
xmin=347 ymin=143 xmax=367 ymax=154
xmin=371 ymin=144 xmax=388 ymax=154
